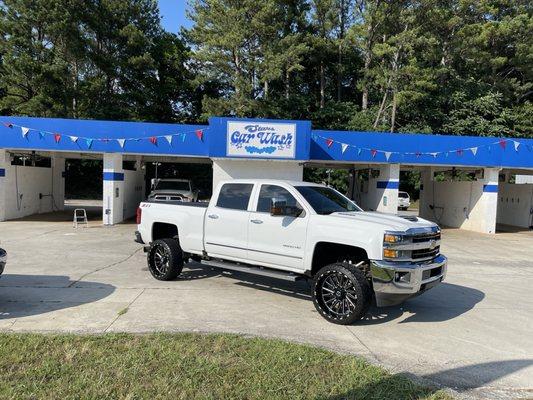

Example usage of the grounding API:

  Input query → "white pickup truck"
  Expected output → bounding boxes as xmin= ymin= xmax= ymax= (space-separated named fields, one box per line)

xmin=136 ymin=179 xmax=447 ymax=325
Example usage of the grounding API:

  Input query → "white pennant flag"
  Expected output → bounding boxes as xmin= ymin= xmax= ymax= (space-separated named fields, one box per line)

xmin=341 ymin=143 xmax=348 ymax=154
xmin=21 ymin=127 xmax=30 ymax=137
xmin=165 ymin=135 xmax=173 ymax=145
xmin=117 ymin=139 xmax=126 ymax=148
xmin=513 ymin=141 xmax=520 ymax=151
xmin=384 ymin=151 xmax=392 ymax=161
xmin=70 ymin=136 xmax=78 ymax=143
xmin=429 ymin=152 xmax=438 ymax=158
xmin=470 ymin=147 xmax=478 ymax=156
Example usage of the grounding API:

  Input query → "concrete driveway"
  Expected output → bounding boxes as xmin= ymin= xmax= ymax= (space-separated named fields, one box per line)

xmin=0 ymin=216 xmax=532 ymax=399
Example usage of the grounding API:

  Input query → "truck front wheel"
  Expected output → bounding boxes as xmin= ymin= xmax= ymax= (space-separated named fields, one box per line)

xmin=312 ymin=263 xmax=372 ymax=325
xmin=147 ymin=239 xmax=183 ymax=281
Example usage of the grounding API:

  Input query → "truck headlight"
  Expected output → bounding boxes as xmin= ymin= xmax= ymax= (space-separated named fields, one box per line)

xmin=384 ymin=233 xmax=403 ymax=243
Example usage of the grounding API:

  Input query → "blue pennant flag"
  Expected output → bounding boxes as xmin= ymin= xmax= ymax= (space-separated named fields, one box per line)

xmin=86 ymin=139 xmax=93 ymax=148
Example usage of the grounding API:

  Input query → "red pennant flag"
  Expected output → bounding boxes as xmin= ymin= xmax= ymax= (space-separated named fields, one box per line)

xmin=2 ymin=122 xmax=13 ymax=128
xmin=456 ymin=149 xmax=463 ymax=156
xmin=149 ymin=137 xmax=157 ymax=145
xmin=498 ymin=139 xmax=507 ymax=150
xmin=195 ymin=129 xmax=203 ymax=141
xmin=325 ymin=138 xmax=334 ymax=148
xmin=54 ymin=133 xmax=61 ymax=143
xmin=371 ymin=149 xmax=377 ymax=158
xmin=415 ymin=152 xmax=422 ymax=158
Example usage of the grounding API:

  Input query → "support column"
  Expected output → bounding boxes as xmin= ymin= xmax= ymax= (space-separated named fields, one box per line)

xmin=360 ymin=164 xmax=399 ymax=213
xmin=0 ymin=150 xmax=8 ymax=222
xmin=212 ymin=159 xmax=303 ymax=192
xmin=480 ymin=168 xmax=499 ymax=234
xmin=103 ymin=153 xmax=124 ymax=225
xmin=51 ymin=155 xmax=65 ymax=211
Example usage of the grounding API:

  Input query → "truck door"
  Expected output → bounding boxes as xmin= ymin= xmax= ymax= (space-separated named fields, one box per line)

xmin=204 ymin=183 xmax=253 ymax=261
xmin=247 ymin=184 xmax=308 ymax=271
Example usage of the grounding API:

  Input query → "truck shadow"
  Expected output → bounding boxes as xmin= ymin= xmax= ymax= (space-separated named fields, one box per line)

xmin=181 ymin=265 xmax=484 ymax=324
xmin=321 ymin=359 xmax=533 ymax=399
xmin=360 ymin=282 xmax=485 ymax=324
xmin=0 ymin=274 xmax=115 ymax=320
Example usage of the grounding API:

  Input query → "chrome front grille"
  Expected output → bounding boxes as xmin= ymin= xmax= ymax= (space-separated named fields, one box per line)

xmin=383 ymin=227 xmax=441 ymax=262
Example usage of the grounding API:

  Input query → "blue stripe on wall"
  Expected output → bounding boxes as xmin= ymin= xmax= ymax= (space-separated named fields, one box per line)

xmin=483 ymin=184 xmax=498 ymax=193
xmin=0 ymin=168 xmax=5 ymax=177
xmin=103 ymin=172 xmax=124 ymax=181
xmin=376 ymin=180 xmax=399 ymax=189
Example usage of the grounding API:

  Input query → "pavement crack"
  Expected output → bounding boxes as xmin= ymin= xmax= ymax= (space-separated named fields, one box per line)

xmin=103 ymin=288 xmax=145 ymax=333
xmin=68 ymin=248 xmax=142 ymax=287
xmin=345 ymin=327 xmax=381 ymax=363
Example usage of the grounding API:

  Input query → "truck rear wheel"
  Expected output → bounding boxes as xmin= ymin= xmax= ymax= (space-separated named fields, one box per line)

xmin=147 ymin=239 xmax=183 ymax=281
xmin=312 ymin=263 xmax=371 ymax=325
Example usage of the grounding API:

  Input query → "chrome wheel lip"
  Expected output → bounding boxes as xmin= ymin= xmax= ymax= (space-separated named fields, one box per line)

xmin=317 ymin=270 xmax=358 ymax=319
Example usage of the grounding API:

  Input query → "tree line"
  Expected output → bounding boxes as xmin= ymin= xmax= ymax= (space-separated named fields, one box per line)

xmin=1 ymin=0 xmax=531 ymax=137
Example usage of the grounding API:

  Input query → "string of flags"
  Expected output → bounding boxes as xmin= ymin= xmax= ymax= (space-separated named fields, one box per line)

xmin=314 ymin=133 xmax=530 ymax=161
xmin=1 ymin=121 xmax=206 ymax=149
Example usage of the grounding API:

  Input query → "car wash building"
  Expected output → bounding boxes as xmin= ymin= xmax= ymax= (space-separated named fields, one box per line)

xmin=0 ymin=116 xmax=532 ymax=233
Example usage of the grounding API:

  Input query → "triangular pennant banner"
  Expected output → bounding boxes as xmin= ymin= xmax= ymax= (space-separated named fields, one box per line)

xmin=415 ymin=152 xmax=421 ymax=158
xmin=370 ymin=149 xmax=377 ymax=158
xmin=195 ymin=129 xmax=203 ymax=141
xmin=470 ymin=147 xmax=478 ymax=156
xmin=325 ymin=138 xmax=334 ymax=148
xmin=384 ymin=151 xmax=392 ymax=161
xmin=456 ymin=149 xmax=463 ymax=156
xmin=499 ymin=139 xmax=507 ymax=149
xmin=21 ymin=127 xmax=30 ymax=138
xmin=341 ymin=143 xmax=348 ymax=154
xmin=54 ymin=133 xmax=61 ymax=143
xmin=39 ymin=131 xmax=46 ymax=139
xmin=357 ymin=148 xmax=362 ymax=156
xmin=430 ymin=152 xmax=438 ymax=158
xmin=165 ymin=135 xmax=173 ymax=145
xmin=149 ymin=137 xmax=157 ymax=145
xmin=513 ymin=141 xmax=520 ymax=151
xmin=86 ymin=139 xmax=93 ymax=148
xmin=70 ymin=136 xmax=78 ymax=143
xmin=2 ymin=122 xmax=13 ymax=128
xmin=117 ymin=139 xmax=126 ymax=148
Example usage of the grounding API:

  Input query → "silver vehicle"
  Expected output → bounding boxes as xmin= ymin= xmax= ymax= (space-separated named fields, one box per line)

xmin=398 ymin=191 xmax=411 ymax=211
xmin=148 ymin=179 xmax=199 ymax=202
xmin=0 ymin=247 xmax=6 ymax=278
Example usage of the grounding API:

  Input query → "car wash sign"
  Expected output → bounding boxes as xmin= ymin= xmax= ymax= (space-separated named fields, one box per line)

xmin=227 ymin=121 xmax=296 ymax=158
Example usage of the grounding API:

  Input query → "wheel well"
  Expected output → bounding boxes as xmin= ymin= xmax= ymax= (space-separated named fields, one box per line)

xmin=311 ymin=242 xmax=369 ymax=276
xmin=152 ymin=222 xmax=178 ymax=241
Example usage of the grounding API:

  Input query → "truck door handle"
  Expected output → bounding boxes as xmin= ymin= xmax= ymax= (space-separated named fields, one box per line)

xmin=208 ymin=214 xmax=219 ymax=219
xmin=250 ymin=219 xmax=263 ymax=224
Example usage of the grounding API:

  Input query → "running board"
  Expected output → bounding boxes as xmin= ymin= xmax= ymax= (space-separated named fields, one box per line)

xmin=200 ymin=259 xmax=303 ymax=282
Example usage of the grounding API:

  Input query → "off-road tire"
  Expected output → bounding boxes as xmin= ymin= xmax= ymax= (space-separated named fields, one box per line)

xmin=312 ymin=262 xmax=372 ymax=325
xmin=147 ymin=239 xmax=184 ymax=281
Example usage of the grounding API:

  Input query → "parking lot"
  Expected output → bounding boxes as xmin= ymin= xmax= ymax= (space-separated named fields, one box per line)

xmin=0 ymin=214 xmax=532 ymax=399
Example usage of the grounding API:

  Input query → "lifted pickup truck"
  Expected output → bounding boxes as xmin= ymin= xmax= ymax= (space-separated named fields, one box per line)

xmin=136 ymin=179 xmax=447 ymax=325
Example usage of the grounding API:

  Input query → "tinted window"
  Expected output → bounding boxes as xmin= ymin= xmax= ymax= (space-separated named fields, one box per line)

xmin=217 ymin=184 xmax=253 ymax=210
xmin=155 ymin=181 xmax=190 ymax=191
xmin=257 ymin=185 xmax=299 ymax=212
xmin=399 ymin=192 xmax=409 ymax=198
xmin=296 ymin=186 xmax=361 ymax=215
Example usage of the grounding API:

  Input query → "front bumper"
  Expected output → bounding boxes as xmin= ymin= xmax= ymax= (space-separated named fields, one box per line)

xmin=0 ymin=248 xmax=7 ymax=277
xmin=371 ymin=254 xmax=447 ymax=307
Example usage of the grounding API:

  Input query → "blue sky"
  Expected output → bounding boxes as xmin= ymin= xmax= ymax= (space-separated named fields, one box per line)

xmin=157 ymin=1 xmax=192 ymax=33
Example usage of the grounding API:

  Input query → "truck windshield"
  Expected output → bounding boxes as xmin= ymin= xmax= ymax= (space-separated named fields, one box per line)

xmin=295 ymin=186 xmax=362 ymax=215
xmin=155 ymin=181 xmax=190 ymax=191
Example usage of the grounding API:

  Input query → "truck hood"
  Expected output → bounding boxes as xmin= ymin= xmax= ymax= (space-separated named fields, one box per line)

xmin=150 ymin=189 xmax=193 ymax=196
xmin=329 ymin=211 xmax=437 ymax=232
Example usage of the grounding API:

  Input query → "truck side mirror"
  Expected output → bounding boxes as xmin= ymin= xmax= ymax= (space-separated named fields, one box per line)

xmin=270 ymin=198 xmax=303 ymax=217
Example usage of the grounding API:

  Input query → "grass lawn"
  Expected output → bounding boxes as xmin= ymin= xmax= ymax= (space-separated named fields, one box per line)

xmin=0 ymin=333 xmax=451 ymax=399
